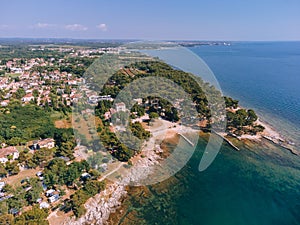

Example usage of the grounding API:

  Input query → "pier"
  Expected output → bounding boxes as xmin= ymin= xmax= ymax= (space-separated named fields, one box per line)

xmin=178 ymin=132 xmax=195 ymax=146
xmin=212 ymin=130 xmax=240 ymax=151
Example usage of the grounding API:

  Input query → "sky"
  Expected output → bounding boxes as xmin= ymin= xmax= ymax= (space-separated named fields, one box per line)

xmin=0 ymin=0 xmax=300 ymax=41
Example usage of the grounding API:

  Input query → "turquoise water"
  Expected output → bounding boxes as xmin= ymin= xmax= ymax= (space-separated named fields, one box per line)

xmin=129 ymin=42 xmax=300 ymax=225
xmin=176 ymin=137 xmax=300 ymax=225
xmin=127 ymin=136 xmax=300 ymax=225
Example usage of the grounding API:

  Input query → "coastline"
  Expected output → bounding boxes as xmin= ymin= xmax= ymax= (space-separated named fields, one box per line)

xmin=238 ymin=119 xmax=299 ymax=155
xmin=57 ymin=119 xmax=178 ymax=225
xmin=55 ymin=116 xmax=299 ymax=225
xmin=214 ymin=117 xmax=299 ymax=156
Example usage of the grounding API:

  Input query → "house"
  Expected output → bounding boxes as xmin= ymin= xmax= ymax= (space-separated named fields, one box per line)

xmin=104 ymin=111 xmax=111 ymax=120
xmin=0 ymin=182 xmax=5 ymax=191
xmin=0 ymin=100 xmax=9 ymax=107
xmin=40 ymin=201 xmax=50 ymax=209
xmin=98 ymin=95 xmax=113 ymax=101
xmin=67 ymin=80 xmax=77 ymax=85
xmin=30 ymin=138 xmax=55 ymax=150
xmin=38 ymin=138 xmax=55 ymax=149
xmin=19 ymin=73 xmax=30 ymax=80
xmin=10 ymin=67 xmax=23 ymax=74
xmin=6 ymin=61 xmax=13 ymax=68
xmin=133 ymin=98 xmax=143 ymax=105
xmin=0 ymin=146 xmax=19 ymax=163
xmin=36 ymin=171 xmax=43 ymax=177
xmin=81 ymin=172 xmax=91 ymax=180
xmin=36 ymin=171 xmax=43 ymax=180
xmin=21 ymin=93 xmax=35 ymax=103
xmin=70 ymin=93 xmax=81 ymax=103
xmin=45 ymin=189 xmax=55 ymax=197
xmin=48 ymin=194 xmax=60 ymax=203
xmin=115 ymin=102 xmax=126 ymax=112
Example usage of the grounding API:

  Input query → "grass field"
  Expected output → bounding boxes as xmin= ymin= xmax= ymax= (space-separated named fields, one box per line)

xmin=3 ymin=168 xmax=40 ymax=187
xmin=5 ymin=73 xmax=21 ymax=78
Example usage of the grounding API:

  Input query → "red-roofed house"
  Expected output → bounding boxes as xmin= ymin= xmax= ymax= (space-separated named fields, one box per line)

xmin=22 ymin=93 xmax=34 ymax=103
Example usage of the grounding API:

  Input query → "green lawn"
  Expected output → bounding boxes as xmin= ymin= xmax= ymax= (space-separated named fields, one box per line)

xmin=5 ymin=73 xmax=21 ymax=78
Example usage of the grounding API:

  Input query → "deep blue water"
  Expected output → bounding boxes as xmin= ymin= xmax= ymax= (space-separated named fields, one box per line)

xmin=176 ymin=42 xmax=300 ymax=225
xmin=190 ymin=42 xmax=300 ymax=144
xmin=134 ymin=42 xmax=300 ymax=225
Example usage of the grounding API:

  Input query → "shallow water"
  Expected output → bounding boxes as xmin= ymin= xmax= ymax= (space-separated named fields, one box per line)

xmin=175 ymin=137 xmax=300 ymax=225
xmin=114 ymin=136 xmax=300 ymax=225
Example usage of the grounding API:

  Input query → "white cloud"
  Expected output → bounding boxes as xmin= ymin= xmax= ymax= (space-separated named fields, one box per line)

xmin=35 ymin=23 xmax=55 ymax=28
xmin=30 ymin=23 xmax=56 ymax=29
xmin=65 ymin=24 xmax=88 ymax=31
xmin=96 ymin=23 xmax=108 ymax=31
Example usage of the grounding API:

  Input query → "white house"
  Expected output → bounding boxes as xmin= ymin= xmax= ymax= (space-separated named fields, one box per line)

xmin=0 ymin=182 xmax=5 ymax=190
xmin=48 ymin=194 xmax=60 ymax=203
xmin=40 ymin=202 xmax=50 ymax=209
xmin=0 ymin=100 xmax=9 ymax=107
xmin=45 ymin=189 xmax=55 ymax=197
xmin=0 ymin=146 xmax=19 ymax=163
xmin=38 ymin=138 xmax=55 ymax=149
xmin=30 ymin=138 xmax=55 ymax=150
xmin=21 ymin=93 xmax=35 ymax=103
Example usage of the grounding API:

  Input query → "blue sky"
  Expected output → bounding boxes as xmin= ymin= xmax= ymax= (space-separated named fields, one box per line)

xmin=0 ymin=0 xmax=299 ymax=40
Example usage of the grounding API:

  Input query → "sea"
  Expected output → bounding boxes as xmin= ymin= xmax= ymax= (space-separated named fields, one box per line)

xmin=192 ymin=42 xmax=300 ymax=146
xmin=115 ymin=42 xmax=300 ymax=225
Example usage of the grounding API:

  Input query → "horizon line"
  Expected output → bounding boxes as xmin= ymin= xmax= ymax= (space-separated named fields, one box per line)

xmin=0 ymin=37 xmax=300 ymax=43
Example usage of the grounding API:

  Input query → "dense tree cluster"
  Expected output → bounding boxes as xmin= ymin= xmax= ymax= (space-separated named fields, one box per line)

xmin=130 ymin=122 xmax=150 ymax=140
xmin=0 ymin=103 xmax=56 ymax=144
xmin=131 ymin=103 xmax=145 ymax=118
xmin=227 ymin=109 xmax=264 ymax=135
xmin=95 ymin=100 xmax=113 ymax=118
xmin=53 ymin=128 xmax=76 ymax=160
xmin=43 ymin=158 xmax=90 ymax=188
xmin=14 ymin=206 xmax=49 ymax=225
xmin=147 ymin=97 xmax=180 ymax=122
xmin=224 ymin=97 xmax=239 ymax=109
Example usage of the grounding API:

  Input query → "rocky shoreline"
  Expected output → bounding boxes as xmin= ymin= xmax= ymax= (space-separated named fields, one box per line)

xmin=59 ymin=118 xmax=298 ymax=225
xmin=64 ymin=182 xmax=127 ymax=225
xmin=63 ymin=140 xmax=164 ymax=225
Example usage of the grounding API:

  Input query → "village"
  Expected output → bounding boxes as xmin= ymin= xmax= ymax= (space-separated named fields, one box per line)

xmin=0 ymin=43 xmax=178 ymax=222
xmin=0 ymin=45 xmax=125 ymax=220
xmin=0 ymin=45 xmax=122 ymax=108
